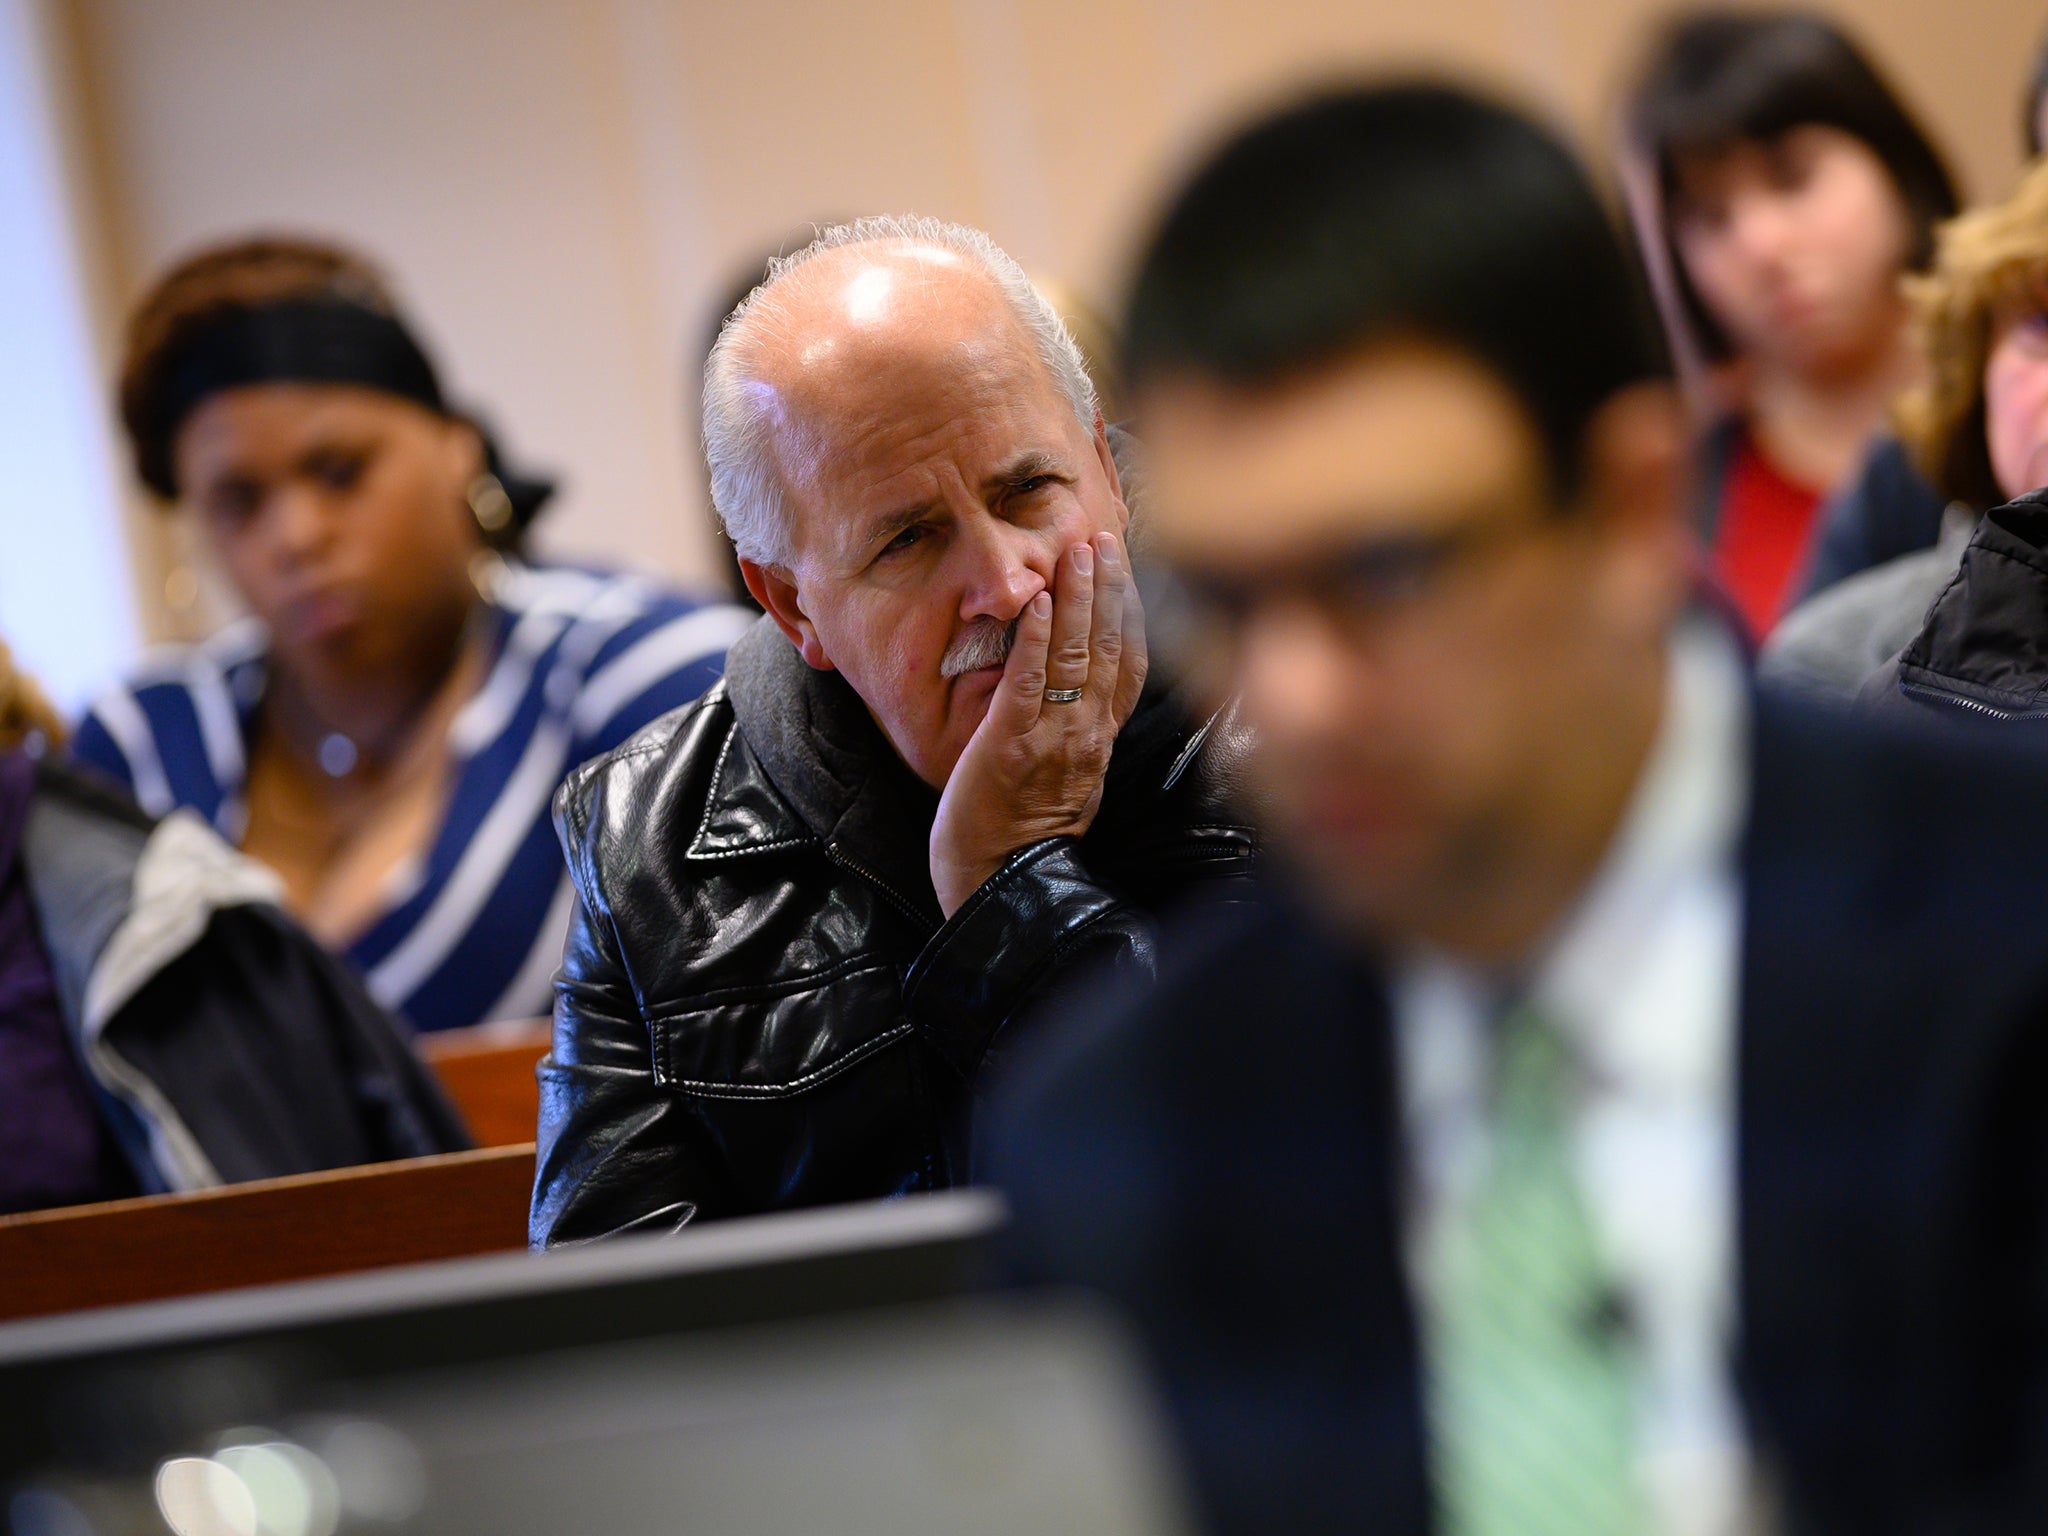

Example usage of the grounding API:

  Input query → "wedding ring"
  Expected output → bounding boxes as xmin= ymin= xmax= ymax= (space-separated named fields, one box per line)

xmin=1043 ymin=687 xmax=1085 ymax=704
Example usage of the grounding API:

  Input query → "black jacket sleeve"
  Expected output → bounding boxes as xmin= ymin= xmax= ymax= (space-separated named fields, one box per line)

xmin=903 ymin=836 xmax=1161 ymax=1084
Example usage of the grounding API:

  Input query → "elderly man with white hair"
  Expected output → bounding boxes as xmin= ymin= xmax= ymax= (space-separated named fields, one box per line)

xmin=529 ymin=217 xmax=1257 ymax=1242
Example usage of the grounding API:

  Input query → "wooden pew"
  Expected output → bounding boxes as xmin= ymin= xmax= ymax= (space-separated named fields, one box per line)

xmin=417 ymin=1017 xmax=551 ymax=1147
xmin=0 ymin=1144 xmax=535 ymax=1325
xmin=0 ymin=1022 xmax=550 ymax=1327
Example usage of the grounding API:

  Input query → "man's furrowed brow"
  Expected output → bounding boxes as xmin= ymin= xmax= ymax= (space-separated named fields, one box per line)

xmin=856 ymin=500 xmax=934 ymax=552
xmin=986 ymin=450 xmax=1068 ymax=491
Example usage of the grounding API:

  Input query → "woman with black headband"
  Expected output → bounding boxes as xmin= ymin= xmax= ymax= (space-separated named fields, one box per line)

xmin=71 ymin=238 xmax=751 ymax=1034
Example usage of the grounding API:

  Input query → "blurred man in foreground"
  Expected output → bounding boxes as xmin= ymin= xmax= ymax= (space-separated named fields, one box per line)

xmin=530 ymin=218 xmax=1255 ymax=1243
xmin=990 ymin=84 xmax=2048 ymax=1536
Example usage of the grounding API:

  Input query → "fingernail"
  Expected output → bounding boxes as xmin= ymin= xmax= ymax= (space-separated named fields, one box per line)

xmin=1094 ymin=533 xmax=1118 ymax=566
xmin=1073 ymin=544 xmax=1092 ymax=576
xmin=1032 ymin=592 xmax=1052 ymax=618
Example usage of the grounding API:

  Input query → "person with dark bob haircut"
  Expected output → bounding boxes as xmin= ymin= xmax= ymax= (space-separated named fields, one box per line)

xmin=1625 ymin=9 xmax=1958 ymax=638
xmin=989 ymin=79 xmax=2048 ymax=1536
xmin=71 ymin=237 xmax=752 ymax=1035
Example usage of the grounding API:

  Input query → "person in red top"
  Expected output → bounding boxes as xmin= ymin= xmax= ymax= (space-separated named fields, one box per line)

xmin=1624 ymin=10 xmax=1958 ymax=639
xmin=1713 ymin=427 xmax=1825 ymax=636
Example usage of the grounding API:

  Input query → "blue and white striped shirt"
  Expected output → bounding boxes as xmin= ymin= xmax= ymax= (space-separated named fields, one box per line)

xmin=72 ymin=563 xmax=753 ymax=1033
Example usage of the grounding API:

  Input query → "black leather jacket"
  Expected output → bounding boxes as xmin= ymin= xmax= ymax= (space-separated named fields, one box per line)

xmin=529 ymin=619 xmax=1258 ymax=1244
xmin=1867 ymin=486 xmax=2048 ymax=723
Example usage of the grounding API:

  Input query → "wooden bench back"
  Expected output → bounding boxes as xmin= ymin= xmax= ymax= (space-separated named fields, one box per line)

xmin=0 ymin=1019 xmax=553 ymax=1326
xmin=0 ymin=1144 xmax=535 ymax=1325
xmin=417 ymin=1018 xmax=551 ymax=1147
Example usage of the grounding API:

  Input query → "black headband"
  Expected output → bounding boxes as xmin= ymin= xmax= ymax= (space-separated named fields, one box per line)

xmin=153 ymin=297 xmax=447 ymax=462
xmin=138 ymin=296 xmax=556 ymax=531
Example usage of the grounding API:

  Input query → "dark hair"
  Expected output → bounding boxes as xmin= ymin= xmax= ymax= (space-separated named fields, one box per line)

xmin=1123 ymin=82 xmax=1669 ymax=497
xmin=120 ymin=235 xmax=552 ymax=548
xmin=1627 ymin=10 xmax=1959 ymax=360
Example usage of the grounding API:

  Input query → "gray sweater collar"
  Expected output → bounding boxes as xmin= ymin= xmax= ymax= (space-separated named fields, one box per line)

xmin=721 ymin=617 xmax=944 ymax=919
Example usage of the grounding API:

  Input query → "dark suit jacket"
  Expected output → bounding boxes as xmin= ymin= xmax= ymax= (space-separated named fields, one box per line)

xmin=987 ymin=687 xmax=2048 ymax=1536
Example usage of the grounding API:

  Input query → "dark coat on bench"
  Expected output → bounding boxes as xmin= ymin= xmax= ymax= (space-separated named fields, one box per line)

xmin=22 ymin=759 xmax=468 ymax=1193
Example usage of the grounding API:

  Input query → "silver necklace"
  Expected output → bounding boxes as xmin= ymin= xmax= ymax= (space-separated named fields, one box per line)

xmin=316 ymin=733 xmax=360 ymax=778
xmin=287 ymin=602 xmax=486 ymax=781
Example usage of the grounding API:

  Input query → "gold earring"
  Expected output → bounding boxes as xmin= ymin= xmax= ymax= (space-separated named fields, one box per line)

xmin=466 ymin=472 xmax=514 ymax=537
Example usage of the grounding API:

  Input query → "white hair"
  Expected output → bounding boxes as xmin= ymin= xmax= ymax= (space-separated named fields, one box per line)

xmin=702 ymin=215 xmax=1100 ymax=567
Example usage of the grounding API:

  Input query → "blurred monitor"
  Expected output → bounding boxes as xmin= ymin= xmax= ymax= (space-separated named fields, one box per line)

xmin=5 ymin=1298 xmax=1191 ymax=1536
xmin=0 ymin=1189 xmax=1197 ymax=1536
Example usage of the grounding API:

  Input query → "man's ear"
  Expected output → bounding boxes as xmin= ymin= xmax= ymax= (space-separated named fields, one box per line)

xmin=1585 ymin=382 xmax=1684 ymax=516
xmin=740 ymin=558 xmax=836 ymax=671
xmin=1090 ymin=411 xmax=1131 ymax=536
xmin=1580 ymin=380 xmax=1692 ymax=628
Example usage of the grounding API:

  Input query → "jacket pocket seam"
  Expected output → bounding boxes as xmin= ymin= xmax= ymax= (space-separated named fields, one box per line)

xmin=647 ymin=956 xmax=909 ymax=1097
xmin=655 ymin=1019 xmax=916 ymax=1100
xmin=645 ymin=952 xmax=897 ymax=1015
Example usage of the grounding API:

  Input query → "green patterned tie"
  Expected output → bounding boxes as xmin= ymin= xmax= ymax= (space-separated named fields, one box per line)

xmin=1422 ymin=1003 xmax=1643 ymax=1536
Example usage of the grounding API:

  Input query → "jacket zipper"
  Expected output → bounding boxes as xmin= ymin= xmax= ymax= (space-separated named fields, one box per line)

xmin=1896 ymin=679 xmax=2048 ymax=722
xmin=825 ymin=841 xmax=939 ymax=937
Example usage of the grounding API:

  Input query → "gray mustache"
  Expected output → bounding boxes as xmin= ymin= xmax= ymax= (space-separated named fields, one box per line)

xmin=940 ymin=615 xmax=1020 ymax=678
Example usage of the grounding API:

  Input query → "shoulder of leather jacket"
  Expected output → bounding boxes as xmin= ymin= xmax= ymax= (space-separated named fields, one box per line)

xmin=555 ymin=678 xmax=935 ymax=1095
xmin=556 ymin=678 xmax=827 ymax=880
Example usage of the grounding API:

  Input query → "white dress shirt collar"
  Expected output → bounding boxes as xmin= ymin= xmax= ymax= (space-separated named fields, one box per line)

xmin=1393 ymin=618 xmax=1755 ymax=1536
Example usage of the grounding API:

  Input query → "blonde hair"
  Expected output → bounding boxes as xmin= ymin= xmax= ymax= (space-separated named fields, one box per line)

xmin=1896 ymin=157 xmax=2048 ymax=507
xmin=0 ymin=640 xmax=66 ymax=755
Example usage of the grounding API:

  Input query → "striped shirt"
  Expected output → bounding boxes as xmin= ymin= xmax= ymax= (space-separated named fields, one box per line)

xmin=71 ymin=563 xmax=754 ymax=1033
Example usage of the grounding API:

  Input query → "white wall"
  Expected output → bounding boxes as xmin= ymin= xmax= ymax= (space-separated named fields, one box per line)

xmin=50 ymin=0 xmax=2048 ymax=663
xmin=71 ymin=0 xmax=719 ymax=599
xmin=0 ymin=0 xmax=136 ymax=711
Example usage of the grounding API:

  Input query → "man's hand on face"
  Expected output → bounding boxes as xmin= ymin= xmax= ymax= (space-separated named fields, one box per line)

xmin=929 ymin=531 xmax=1148 ymax=918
